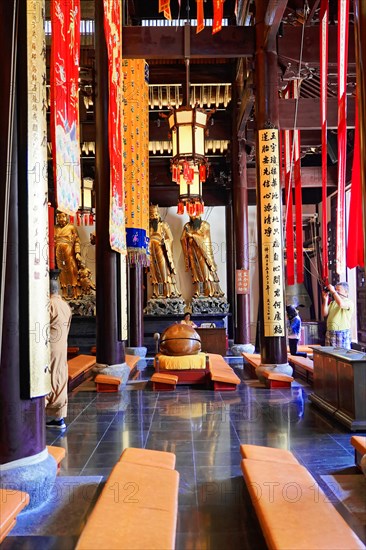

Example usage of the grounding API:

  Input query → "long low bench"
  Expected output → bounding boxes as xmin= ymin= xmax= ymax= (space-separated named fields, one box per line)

xmin=240 ymin=444 xmax=365 ymax=549
xmin=350 ymin=436 xmax=366 ymax=471
xmin=0 ymin=489 xmax=29 ymax=543
xmin=68 ymin=354 xmax=96 ymax=391
xmin=288 ymin=355 xmax=314 ymax=383
xmin=76 ymin=447 xmax=179 ymax=549
xmin=207 ymin=353 xmax=240 ymax=391
xmin=242 ymin=353 xmax=261 ymax=378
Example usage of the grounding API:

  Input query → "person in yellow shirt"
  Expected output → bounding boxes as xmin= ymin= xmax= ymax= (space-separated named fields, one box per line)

xmin=180 ymin=312 xmax=197 ymax=328
xmin=322 ymin=282 xmax=354 ymax=349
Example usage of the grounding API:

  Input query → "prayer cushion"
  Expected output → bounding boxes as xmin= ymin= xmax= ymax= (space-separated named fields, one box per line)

xmin=155 ymin=352 xmax=207 ymax=370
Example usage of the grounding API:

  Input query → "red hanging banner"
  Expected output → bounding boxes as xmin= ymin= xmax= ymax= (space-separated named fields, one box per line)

xmin=347 ymin=95 xmax=365 ymax=268
xmin=336 ymin=0 xmax=350 ymax=275
xmin=294 ymin=128 xmax=304 ymax=283
xmin=159 ymin=0 xmax=171 ymax=20
xmin=212 ymin=0 xmax=224 ymax=35
xmin=104 ymin=0 xmax=126 ymax=254
xmin=293 ymin=80 xmax=304 ymax=284
xmin=197 ymin=0 xmax=205 ymax=34
xmin=284 ymin=126 xmax=295 ymax=286
xmin=50 ymin=0 xmax=81 ymax=215
xmin=320 ymin=0 xmax=329 ymax=283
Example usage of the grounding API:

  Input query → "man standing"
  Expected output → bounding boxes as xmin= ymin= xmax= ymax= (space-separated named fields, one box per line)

xmin=322 ymin=282 xmax=354 ymax=349
xmin=46 ymin=275 xmax=72 ymax=429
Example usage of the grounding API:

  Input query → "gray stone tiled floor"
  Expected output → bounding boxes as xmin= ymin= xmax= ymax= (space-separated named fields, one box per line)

xmin=3 ymin=360 xmax=366 ymax=549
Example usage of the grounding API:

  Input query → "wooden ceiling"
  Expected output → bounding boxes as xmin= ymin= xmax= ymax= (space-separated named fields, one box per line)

xmin=46 ymin=1 xmax=357 ymax=206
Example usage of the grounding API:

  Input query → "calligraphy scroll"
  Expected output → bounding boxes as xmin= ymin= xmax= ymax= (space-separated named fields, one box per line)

xmin=50 ymin=0 xmax=81 ymax=215
xmin=336 ymin=0 xmax=349 ymax=275
xmin=27 ymin=0 xmax=51 ymax=397
xmin=123 ymin=60 xmax=150 ymax=264
xmin=258 ymin=129 xmax=285 ymax=337
xmin=104 ymin=0 xmax=126 ymax=254
xmin=236 ymin=269 xmax=250 ymax=295
xmin=320 ymin=0 xmax=329 ymax=283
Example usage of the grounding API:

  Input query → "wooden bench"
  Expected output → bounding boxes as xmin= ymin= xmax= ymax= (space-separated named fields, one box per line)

xmin=240 ymin=444 xmax=299 ymax=464
xmin=95 ymin=374 xmax=122 ymax=393
xmin=240 ymin=446 xmax=365 ymax=550
xmin=0 ymin=489 xmax=30 ymax=543
xmin=68 ymin=355 xmax=96 ymax=391
xmin=262 ymin=370 xmax=294 ymax=388
xmin=242 ymin=353 xmax=261 ymax=379
xmin=151 ymin=372 xmax=178 ymax=391
xmin=288 ymin=354 xmax=314 ymax=383
xmin=76 ymin=448 xmax=179 ymax=550
xmin=208 ymin=353 xmax=240 ymax=391
xmin=67 ymin=346 xmax=80 ymax=359
xmin=350 ymin=436 xmax=366 ymax=470
xmin=47 ymin=445 xmax=66 ymax=474
xmin=119 ymin=447 xmax=176 ymax=470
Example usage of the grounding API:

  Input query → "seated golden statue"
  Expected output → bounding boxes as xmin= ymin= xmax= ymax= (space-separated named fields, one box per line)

xmin=180 ymin=215 xmax=224 ymax=298
xmin=149 ymin=205 xmax=182 ymax=299
xmin=54 ymin=211 xmax=83 ymax=299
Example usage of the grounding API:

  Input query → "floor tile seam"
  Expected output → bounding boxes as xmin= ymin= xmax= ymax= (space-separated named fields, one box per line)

xmin=188 ymin=389 xmax=199 ymax=507
xmin=79 ymin=412 xmax=119 ymax=474
xmin=143 ymin=392 xmax=159 ymax=448
xmin=67 ymin=395 xmax=98 ymax=429
xmin=329 ymin=434 xmax=355 ymax=454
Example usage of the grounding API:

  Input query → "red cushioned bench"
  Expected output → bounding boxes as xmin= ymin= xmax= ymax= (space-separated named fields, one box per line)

xmin=68 ymin=355 xmax=96 ymax=391
xmin=0 ymin=489 xmax=29 ymax=543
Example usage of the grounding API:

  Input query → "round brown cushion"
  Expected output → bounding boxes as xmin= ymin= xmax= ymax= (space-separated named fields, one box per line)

xmin=159 ymin=324 xmax=201 ymax=356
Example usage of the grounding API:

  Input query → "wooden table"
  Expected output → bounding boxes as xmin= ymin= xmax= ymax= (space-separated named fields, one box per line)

xmin=196 ymin=327 xmax=227 ymax=355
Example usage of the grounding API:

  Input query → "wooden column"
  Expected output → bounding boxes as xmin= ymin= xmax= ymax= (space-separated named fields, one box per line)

xmin=0 ymin=0 xmax=44 ymax=464
xmin=225 ymin=205 xmax=235 ymax=340
xmin=95 ymin=0 xmax=124 ymax=365
xmin=233 ymin=141 xmax=251 ymax=344
xmin=354 ymin=1 xmax=366 ymax=267
xmin=254 ymin=0 xmax=287 ymax=365
xmin=128 ymin=264 xmax=144 ymax=347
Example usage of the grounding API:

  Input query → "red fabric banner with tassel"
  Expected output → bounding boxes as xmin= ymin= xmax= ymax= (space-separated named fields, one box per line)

xmin=284 ymin=126 xmax=295 ymax=286
xmin=336 ymin=0 xmax=349 ymax=275
xmin=213 ymin=0 xmax=224 ymax=35
xmin=197 ymin=0 xmax=205 ymax=33
xmin=320 ymin=0 xmax=329 ymax=283
xmin=292 ymin=80 xmax=303 ymax=283
xmin=104 ymin=0 xmax=126 ymax=254
xmin=159 ymin=0 xmax=171 ymax=20
xmin=347 ymin=96 xmax=365 ymax=268
xmin=50 ymin=0 xmax=81 ymax=215
xmin=294 ymin=128 xmax=304 ymax=283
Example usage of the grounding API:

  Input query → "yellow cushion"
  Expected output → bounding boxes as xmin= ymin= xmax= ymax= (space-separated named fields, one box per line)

xmin=125 ymin=354 xmax=140 ymax=371
xmin=155 ymin=352 xmax=206 ymax=370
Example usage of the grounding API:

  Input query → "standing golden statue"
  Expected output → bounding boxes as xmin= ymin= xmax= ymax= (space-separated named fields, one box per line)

xmin=181 ymin=215 xmax=224 ymax=298
xmin=148 ymin=205 xmax=181 ymax=298
xmin=54 ymin=211 xmax=83 ymax=299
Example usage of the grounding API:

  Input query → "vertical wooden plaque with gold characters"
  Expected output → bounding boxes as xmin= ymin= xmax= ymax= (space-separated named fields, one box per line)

xmin=27 ymin=0 xmax=51 ymax=397
xmin=258 ymin=129 xmax=285 ymax=337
